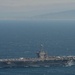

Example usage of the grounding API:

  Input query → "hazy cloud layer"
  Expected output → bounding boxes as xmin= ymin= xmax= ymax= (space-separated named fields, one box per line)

xmin=0 ymin=0 xmax=75 ymax=19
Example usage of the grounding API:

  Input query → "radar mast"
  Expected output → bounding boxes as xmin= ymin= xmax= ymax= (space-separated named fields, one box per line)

xmin=37 ymin=44 xmax=48 ymax=59
xmin=40 ymin=44 xmax=44 ymax=51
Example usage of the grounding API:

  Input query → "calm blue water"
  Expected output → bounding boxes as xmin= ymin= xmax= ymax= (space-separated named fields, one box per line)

xmin=0 ymin=20 xmax=75 ymax=75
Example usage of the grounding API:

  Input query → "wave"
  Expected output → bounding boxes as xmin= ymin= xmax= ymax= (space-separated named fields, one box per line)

xmin=65 ymin=60 xmax=75 ymax=67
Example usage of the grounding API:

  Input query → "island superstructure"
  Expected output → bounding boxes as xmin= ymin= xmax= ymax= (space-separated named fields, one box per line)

xmin=0 ymin=45 xmax=75 ymax=68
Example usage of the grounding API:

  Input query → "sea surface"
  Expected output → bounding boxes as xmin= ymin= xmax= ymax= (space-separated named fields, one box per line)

xmin=0 ymin=20 xmax=75 ymax=75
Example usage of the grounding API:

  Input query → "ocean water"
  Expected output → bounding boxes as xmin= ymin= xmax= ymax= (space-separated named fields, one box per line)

xmin=0 ymin=20 xmax=75 ymax=75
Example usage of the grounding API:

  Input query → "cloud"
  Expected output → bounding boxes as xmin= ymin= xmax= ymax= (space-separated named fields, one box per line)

xmin=0 ymin=0 xmax=75 ymax=11
xmin=0 ymin=0 xmax=75 ymax=19
xmin=0 ymin=0 xmax=75 ymax=7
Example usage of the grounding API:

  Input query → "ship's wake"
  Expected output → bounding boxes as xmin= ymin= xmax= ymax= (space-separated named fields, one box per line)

xmin=65 ymin=60 xmax=75 ymax=67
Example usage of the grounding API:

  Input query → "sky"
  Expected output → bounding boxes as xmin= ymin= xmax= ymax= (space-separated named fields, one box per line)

xmin=0 ymin=0 xmax=75 ymax=20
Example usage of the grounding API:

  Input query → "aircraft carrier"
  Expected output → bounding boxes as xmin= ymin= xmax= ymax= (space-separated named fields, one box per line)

xmin=0 ymin=45 xmax=75 ymax=68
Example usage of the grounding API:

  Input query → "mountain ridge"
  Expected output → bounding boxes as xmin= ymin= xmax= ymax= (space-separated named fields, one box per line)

xmin=34 ymin=10 xmax=75 ymax=20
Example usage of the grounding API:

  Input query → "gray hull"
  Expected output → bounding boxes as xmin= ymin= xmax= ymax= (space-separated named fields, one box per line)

xmin=0 ymin=59 xmax=74 ymax=68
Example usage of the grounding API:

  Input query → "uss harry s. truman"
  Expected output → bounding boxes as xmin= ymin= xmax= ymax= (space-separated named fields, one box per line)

xmin=0 ymin=45 xmax=75 ymax=68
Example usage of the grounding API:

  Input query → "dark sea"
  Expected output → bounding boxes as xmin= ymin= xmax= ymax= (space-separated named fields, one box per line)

xmin=0 ymin=20 xmax=75 ymax=75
